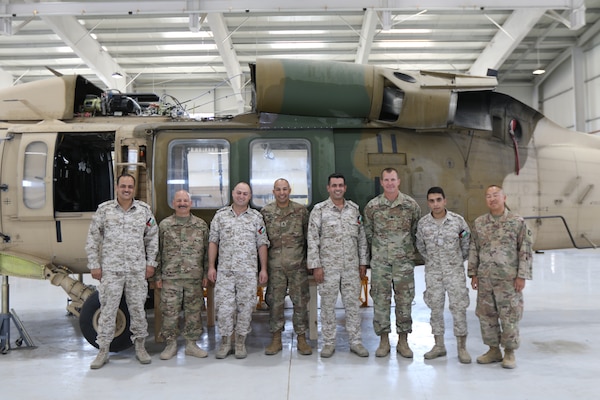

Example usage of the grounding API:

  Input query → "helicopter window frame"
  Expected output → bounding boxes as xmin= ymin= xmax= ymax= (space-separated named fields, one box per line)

xmin=167 ymin=139 xmax=230 ymax=209
xmin=22 ymin=141 xmax=48 ymax=209
xmin=249 ymin=138 xmax=312 ymax=208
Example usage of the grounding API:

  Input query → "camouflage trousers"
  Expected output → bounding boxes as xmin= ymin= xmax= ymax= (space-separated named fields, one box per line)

xmin=476 ymin=277 xmax=523 ymax=350
xmin=424 ymin=269 xmax=470 ymax=336
xmin=96 ymin=270 xmax=148 ymax=348
xmin=370 ymin=259 xmax=415 ymax=335
xmin=318 ymin=265 xmax=362 ymax=345
xmin=266 ymin=262 xmax=310 ymax=335
xmin=160 ymin=278 xmax=204 ymax=341
xmin=215 ymin=269 xmax=257 ymax=337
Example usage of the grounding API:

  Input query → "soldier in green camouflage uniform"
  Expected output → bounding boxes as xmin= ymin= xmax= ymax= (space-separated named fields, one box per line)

xmin=363 ymin=167 xmax=421 ymax=358
xmin=86 ymin=173 xmax=158 ymax=369
xmin=307 ymin=173 xmax=370 ymax=358
xmin=416 ymin=187 xmax=471 ymax=363
xmin=207 ymin=182 xmax=269 ymax=359
xmin=261 ymin=179 xmax=312 ymax=356
xmin=155 ymin=190 xmax=209 ymax=360
xmin=468 ymin=185 xmax=533 ymax=369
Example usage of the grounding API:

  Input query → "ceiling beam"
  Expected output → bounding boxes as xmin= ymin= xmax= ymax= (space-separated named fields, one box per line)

xmin=206 ymin=12 xmax=245 ymax=114
xmin=468 ymin=8 xmax=547 ymax=77
xmin=1 ymin=1 xmax=583 ymax=17
xmin=355 ymin=9 xmax=377 ymax=65
xmin=40 ymin=15 xmax=127 ymax=90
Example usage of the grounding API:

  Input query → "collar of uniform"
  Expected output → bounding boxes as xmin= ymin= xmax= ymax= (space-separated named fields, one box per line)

xmin=325 ymin=197 xmax=347 ymax=210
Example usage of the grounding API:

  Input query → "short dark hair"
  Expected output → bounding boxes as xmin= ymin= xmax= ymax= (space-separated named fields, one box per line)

xmin=327 ymin=173 xmax=345 ymax=185
xmin=427 ymin=186 xmax=445 ymax=198
xmin=117 ymin=173 xmax=136 ymax=186
xmin=380 ymin=167 xmax=399 ymax=179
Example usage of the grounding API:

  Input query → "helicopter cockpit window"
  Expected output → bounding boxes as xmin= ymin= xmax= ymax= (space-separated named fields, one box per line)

xmin=167 ymin=139 xmax=230 ymax=209
xmin=23 ymin=141 xmax=48 ymax=209
xmin=249 ymin=139 xmax=311 ymax=208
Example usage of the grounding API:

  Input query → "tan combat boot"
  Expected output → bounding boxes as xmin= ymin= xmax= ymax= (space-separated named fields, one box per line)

xmin=265 ymin=330 xmax=282 ymax=355
xmin=501 ymin=349 xmax=516 ymax=369
xmin=185 ymin=340 xmax=208 ymax=358
xmin=235 ymin=334 xmax=247 ymax=359
xmin=476 ymin=346 xmax=503 ymax=364
xmin=215 ymin=335 xmax=232 ymax=359
xmin=397 ymin=332 xmax=413 ymax=358
xmin=297 ymin=333 xmax=313 ymax=355
xmin=457 ymin=336 xmax=472 ymax=364
xmin=159 ymin=340 xmax=178 ymax=360
xmin=375 ymin=333 xmax=391 ymax=357
xmin=90 ymin=346 xmax=109 ymax=369
xmin=134 ymin=338 xmax=152 ymax=364
xmin=424 ymin=335 xmax=447 ymax=359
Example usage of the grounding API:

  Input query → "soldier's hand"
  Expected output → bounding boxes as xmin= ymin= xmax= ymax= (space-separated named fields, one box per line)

xmin=313 ymin=267 xmax=324 ymax=284
xmin=514 ymin=277 xmax=526 ymax=292
xmin=155 ymin=279 xmax=163 ymax=289
xmin=470 ymin=276 xmax=478 ymax=290
xmin=259 ymin=269 xmax=268 ymax=285
xmin=208 ymin=267 xmax=217 ymax=283
xmin=359 ymin=265 xmax=367 ymax=280
xmin=90 ymin=268 xmax=102 ymax=281
xmin=145 ymin=265 xmax=155 ymax=279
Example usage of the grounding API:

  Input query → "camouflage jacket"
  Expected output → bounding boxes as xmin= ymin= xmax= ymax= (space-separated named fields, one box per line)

xmin=209 ymin=205 xmax=270 ymax=272
xmin=468 ymin=208 xmax=533 ymax=280
xmin=156 ymin=214 xmax=209 ymax=281
xmin=307 ymin=198 xmax=369 ymax=270
xmin=260 ymin=201 xmax=308 ymax=269
xmin=86 ymin=199 xmax=158 ymax=272
xmin=363 ymin=192 xmax=421 ymax=263
xmin=416 ymin=210 xmax=470 ymax=274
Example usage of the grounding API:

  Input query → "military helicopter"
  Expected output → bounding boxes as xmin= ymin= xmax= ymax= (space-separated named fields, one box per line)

xmin=0 ymin=58 xmax=598 ymax=353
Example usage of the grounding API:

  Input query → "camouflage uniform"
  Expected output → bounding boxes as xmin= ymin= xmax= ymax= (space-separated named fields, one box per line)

xmin=307 ymin=198 xmax=369 ymax=346
xmin=156 ymin=214 xmax=209 ymax=341
xmin=363 ymin=192 xmax=421 ymax=335
xmin=416 ymin=210 xmax=470 ymax=336
xmin=86 ymin=199 xmax=158 ymax=348
xmin=468 ymin=208 xmax=533 ymax=350
xmin=209 ymin=206 xmax=270 ymax=338
xmin=261 ymin=201 xmax=310 ymax=335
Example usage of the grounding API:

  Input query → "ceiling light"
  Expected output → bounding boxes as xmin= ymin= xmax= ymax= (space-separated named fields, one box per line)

xmin=112 ymin=72 xmax=123 ymax=79
xmin=533 ymin=68 xmax=546 ymax=75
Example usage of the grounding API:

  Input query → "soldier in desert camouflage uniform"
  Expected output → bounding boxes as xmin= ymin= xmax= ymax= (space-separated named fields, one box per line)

xmin=363 ymin=167 xmax=420 ymax=358
xmin=261 ymin=178 xmax=312 ymax=356
xmin=468 ymin=185 xmax=533 ymax=369
xmin=156 ymin=190 xmax=209 ymax=360
xmin=86 ymin=173 xmax=158 ymax=370
xmin=307 ymin=173 xmax=369 ymax=358
xmin=416 ymin=187 xmax=471 ymax=363
xmin=207 ymin=182 xmax=269 ymax=359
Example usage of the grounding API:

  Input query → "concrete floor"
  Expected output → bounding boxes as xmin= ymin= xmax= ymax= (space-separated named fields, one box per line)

xmin=1 ymin=248 xmax=599 ymax=400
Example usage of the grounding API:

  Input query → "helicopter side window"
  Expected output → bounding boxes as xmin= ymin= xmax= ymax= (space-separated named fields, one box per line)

xmin=167 ymin=139 xmax=230 ymax=209
xmin=23 ymin=141 xmax=48 ymax=209
xmin=249 ymin=139 xmax=311 ymax=208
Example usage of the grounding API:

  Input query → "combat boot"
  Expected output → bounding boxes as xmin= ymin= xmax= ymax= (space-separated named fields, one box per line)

xmin=501 ymin=349 xmax=516 ymax=369
xmin=424 ymin=335 xmax=447 ymax=360
xmin=476 ymin=346 xmax=503 ymax=364
xmin=375 ymin=333 xmax=390 ymax=357
xmin=457 ymin=335 xmax=472 ymax=364
xmin=159 ymin=340 xmax=178 ymax=360
xmin=90 ymin=346 xmax=109 ymax=369
xmin=135 ymin=338 xmax=152 ymax=364
xmin=396 ymin=332 xmax=413 ymax=358
xmin=185 ymin=340 xmax=208 ymax=358
xmin=297 ymin=333 xmax=312 ymax=355
xmin=235 ymin=334 xmax=247 ymax=359
xmin=320 ymin=344 xmax=336 ymax=358
xmin=265 ymin=330 xmax=282 ymax=355
xmin=350 ymin=342 xmax=369 ymax=357
xmin=215 ymin=335 xmax=232 ymax=359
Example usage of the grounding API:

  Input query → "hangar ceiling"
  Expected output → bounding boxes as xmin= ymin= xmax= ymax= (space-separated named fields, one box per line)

xmin=0 ymin=0 xmax=598 ymax=99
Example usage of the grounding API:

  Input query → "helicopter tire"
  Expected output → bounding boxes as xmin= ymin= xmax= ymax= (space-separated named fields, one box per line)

xmin=79 ymin=291 xmax=132 ymax=352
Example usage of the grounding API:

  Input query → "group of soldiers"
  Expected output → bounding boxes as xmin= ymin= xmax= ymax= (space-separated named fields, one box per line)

xmin=85 ymin=168 xmax=532 ymax=370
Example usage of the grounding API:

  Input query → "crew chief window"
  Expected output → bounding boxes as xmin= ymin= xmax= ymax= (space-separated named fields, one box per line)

xmin=23 ymin=141 xmax=48 ymax=209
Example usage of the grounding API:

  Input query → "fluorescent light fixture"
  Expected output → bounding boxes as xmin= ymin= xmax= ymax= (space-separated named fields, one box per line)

xmin=112 ymin=72 xmax=123 ymax=79
xmin=533 ymin=68 xmax=546 ymax=75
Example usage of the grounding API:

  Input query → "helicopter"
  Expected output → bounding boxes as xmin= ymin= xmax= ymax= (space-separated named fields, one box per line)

xmin=0 ymin=58 xmax=598 ymax=353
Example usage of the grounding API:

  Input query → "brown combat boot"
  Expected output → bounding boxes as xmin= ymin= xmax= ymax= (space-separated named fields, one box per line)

xmin=375 ymin=333 xmax=390 ymax=357
xmin=235 ymin=334 xmax=247 ymax=359
xmin=457 ymin=336 xmax=472 ymax=364
xmin=134 ymin=338 xmax=152 ymax=364
xmin=185 ymin=340 xmax=208 ymax=358
xmin=90 ymin=346 xmax=109 ymax=369
xmin=215 ymin=335 xmax=232 ymax=359
xmin=297 ymin=333 xmax=313 ymax=355
xmin=159 ymin=340 xmax=178 ymax=360
xmin=476 ymin=346 xmax=503 ymax=364
xmin=265 ymin=330 xmax=282 ymax=355
xmin=424 ymin=335 xmax=447 ymax=359
xmin=397 ymin=332 xmax=413 ymax=358
xmin=502 ymin=349 xmax=516 ymax=369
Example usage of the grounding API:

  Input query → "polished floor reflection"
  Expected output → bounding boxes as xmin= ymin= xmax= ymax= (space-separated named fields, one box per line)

xmin=2 ymin=248 xmax=599 ymax=400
